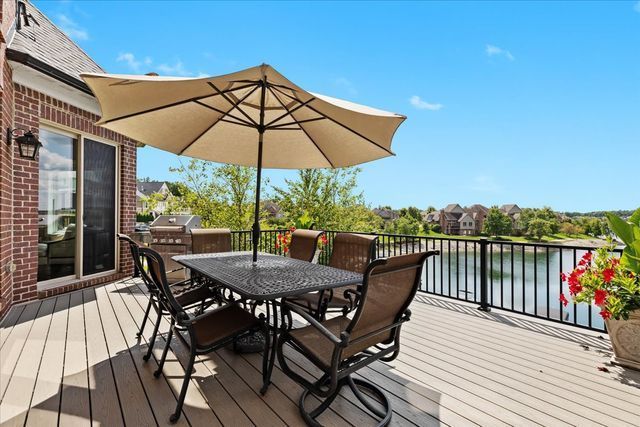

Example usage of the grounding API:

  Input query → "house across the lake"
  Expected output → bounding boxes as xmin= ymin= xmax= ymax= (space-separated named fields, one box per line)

xmin=425 ymin=203 xmax=521 ymax=236
xmin=0 ymin=1 xmax=137 ymax=318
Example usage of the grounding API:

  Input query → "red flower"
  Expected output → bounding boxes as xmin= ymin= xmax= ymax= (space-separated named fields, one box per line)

xmin=582 ymin=252 xmax=592 ymax=263
xmin=560 ymin=273 xmax=567 ymax=282
xmin=569 ymin=282 xmax=583 ymax=296
xmin=602 ymin=268 xmax=615 ymax=283
xmin=611 ymin=258 xmax=620 ymax=267
xmin=283 ymin=247 xmax=289 ymax=254
xmin=599 ymin=309 xmax=612 ymax=320
xmin=559 ymin=294 xmax=569 ymax=307
xmin=594 ymin=289 xmax=608 ymax=307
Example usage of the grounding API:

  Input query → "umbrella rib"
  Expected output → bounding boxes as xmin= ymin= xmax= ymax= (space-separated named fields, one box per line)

xmin=178 ymin=85 xmax=261 ymax=155
xmin=267 ymin=86 xmax=335 ymax=168
xmin=264 ymin=97 xmax=316 ymax=128
xmin=208 ymin=82 xmax=259 ymax=127
xmin=271 ymin=86 xmax=395 ymax=156
xmin=194 ymin=100 xmax=255 ymax=127
xmin=98 ymin=82 xmax=257 ymax=126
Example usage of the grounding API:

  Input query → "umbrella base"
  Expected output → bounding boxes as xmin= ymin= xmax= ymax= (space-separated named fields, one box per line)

xmin=233 ymin=330 xmax=266 ymax=353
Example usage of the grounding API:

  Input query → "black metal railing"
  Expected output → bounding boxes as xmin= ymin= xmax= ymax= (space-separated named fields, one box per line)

xmin=230 ymin=229 xmax=620 ymax=332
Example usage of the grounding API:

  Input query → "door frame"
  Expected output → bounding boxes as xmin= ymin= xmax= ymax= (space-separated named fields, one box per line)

xmin=37 ymin=122 xmax=120 ymax=289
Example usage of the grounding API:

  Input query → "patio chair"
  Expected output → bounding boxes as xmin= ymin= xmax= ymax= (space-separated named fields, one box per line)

xmin=285 ymin=233 xmax=377 ymax=319
xmin=139 ymin=247 xmax=266 ymax=423
xmin=117 ymin=234 xmax=218 ymax=348
xmin=191 ymin=228 xmax=232 ymax=253
xmin=278 ymin=251 xmax=437 ymax=426
xmin=288 ymin=229 xmax=325 ymax=262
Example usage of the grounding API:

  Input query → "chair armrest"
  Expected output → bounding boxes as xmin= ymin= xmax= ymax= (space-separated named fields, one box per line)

xmin=283 ymin=303 xmax=344 ymax=346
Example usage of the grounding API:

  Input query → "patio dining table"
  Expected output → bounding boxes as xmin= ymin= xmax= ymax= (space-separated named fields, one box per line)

xmin=173 ymin=251 xmax=363 ymax=394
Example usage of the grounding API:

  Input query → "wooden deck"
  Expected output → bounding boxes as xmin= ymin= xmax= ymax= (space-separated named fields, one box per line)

xmin=1 ymin=277 xmax=639 ymax=427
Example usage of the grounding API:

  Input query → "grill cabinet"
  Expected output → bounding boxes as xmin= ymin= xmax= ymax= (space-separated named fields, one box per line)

xmin=149 ymin=215 xmax=201 ymax=282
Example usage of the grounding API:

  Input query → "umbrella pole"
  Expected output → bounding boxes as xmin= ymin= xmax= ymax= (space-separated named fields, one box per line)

xmin=252 ymin=132 xmax=264 ymax=263
xmin=252 ymin=75 xmax=268 ymax=263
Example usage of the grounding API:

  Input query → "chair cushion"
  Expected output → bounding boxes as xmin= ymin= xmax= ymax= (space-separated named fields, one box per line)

xmin=192 ymin=304 xmax=261 ymax=349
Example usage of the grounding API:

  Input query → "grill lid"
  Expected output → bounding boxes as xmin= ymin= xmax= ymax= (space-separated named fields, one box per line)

xmin=150 ymin=215 xmax=201 ymax=232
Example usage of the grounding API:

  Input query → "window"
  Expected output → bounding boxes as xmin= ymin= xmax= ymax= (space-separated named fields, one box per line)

xmin=37 ymin=127 xmax=118 ymax=286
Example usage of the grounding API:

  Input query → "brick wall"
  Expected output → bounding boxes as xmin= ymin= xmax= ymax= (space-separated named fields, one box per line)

xmin=0 ymin=82 xmax=137 ymax=316
xmin=0 ymin=56 xmax=14 ymax=317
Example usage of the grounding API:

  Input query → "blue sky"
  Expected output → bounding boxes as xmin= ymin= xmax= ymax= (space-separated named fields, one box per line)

xmin=36 ymin=1 xmax=640 ymax=212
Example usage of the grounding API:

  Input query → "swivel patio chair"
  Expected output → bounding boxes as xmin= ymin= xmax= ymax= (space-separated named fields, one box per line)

xmin=288 ymin=229 xmax=325 ymax=262
xmin=118 ymin=234 xmax=218 ymax=351
xmin=278 ymin=251 xmax=437 ymax=426
xmin=285 ymin=233 xmax=377 ymax=319
xmin=191 ymin=228 xmax=232 ymax=253
xmin=140 ymin=247 xmax=267 ymax=423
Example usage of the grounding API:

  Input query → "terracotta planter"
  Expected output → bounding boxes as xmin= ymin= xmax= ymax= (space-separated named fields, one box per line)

xmin=605 ymin=309 xmax=640 ymax=371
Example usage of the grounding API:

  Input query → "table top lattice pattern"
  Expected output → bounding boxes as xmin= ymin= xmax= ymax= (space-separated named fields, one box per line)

xmin=174 ymin=252 xmax=363 ymax=299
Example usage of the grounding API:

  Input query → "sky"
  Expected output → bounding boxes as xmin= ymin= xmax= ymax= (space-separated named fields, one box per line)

xmin=35 ymin=1 xmax=640 ymax=212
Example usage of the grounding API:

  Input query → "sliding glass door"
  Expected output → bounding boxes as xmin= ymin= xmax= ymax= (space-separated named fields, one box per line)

xmin=83 ymin=139 xmax=116 ymax=276
xmin=38 ymin=129 xmax=78 ymax=282
xmin=37 ymin=127 xmax=118 ymax=285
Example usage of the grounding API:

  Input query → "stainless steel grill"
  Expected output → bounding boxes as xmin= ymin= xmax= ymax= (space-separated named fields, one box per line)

xmin=149 ymin=215 xmax=201 ymax=282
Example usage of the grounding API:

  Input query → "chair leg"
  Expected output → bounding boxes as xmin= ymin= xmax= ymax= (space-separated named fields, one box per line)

xmin=299 ymin=375 xmax=392 ymax=427
xmin=154 ymin=324 xmax=174 ymax=377
xmin=347 ymin=376 xmax=392 ymax=425
xmin=137 ymin=298 xmax=153 ymax=338
xmin=170 ymin=348 xmax=195 ymax=423
xmin=143 ymin=309 xmax=162 ymax=362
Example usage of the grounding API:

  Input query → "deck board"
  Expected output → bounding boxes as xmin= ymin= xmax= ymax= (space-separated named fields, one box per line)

xmin=25 ymin=294 xmax=70 ymax=426
xmin=2 ymin=277 xmax=640 ymax=427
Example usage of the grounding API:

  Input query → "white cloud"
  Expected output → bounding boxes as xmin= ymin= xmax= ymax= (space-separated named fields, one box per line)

xmin=56 ymin=14 xmax=88 ymax=41
xmin=334 ymin=77 xmax=357 ymax=96
xmin=485 ymin=44 xmax=515 ymax=61
xmin=116 ymin=54 xmax=196 ymax=76
xmin=117 ymin=52 xmax=142 ymax=72
xmin=635 ymin=1 xmax=640 ymax=12
xmin=157 ymin=60 xmax=193 ymax=77
xmin=469 ymin=175 xmax=502 ymax=193
xmin=409 ymin=95 xmax=443 ymax=111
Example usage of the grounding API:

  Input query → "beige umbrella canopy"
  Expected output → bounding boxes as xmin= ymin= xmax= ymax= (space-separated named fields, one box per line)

xmin=82 ymin=64 xmax=406 ymax=261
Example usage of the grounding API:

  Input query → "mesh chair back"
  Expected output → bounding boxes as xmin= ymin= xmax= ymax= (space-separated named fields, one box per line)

xmin=191 ymin=228 xmax=232 ymax=254
xmin=328 ymin=233 xmax=377 ymax=274
xmin=139 ymin=247 xmax=186 ymax=320
xmin=289 ymin=229 xmax=324 ymax=262
xmin=346 ymin=252 xmax=430 ymax=352
xmin=118 ymin=233 xmax=152 ymax=291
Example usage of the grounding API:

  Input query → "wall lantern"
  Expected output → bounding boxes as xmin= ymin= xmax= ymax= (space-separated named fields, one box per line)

xmin=6 ymin=128 xmax=42 ymax=160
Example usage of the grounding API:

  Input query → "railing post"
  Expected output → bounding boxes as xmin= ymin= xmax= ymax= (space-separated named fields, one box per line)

xmin=478 ymin=237 xmax=491 ymax=312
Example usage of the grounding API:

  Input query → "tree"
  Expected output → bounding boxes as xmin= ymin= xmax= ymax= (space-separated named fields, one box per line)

xmin=168 ymin=159 xmax=258 ymax=229
xmin=399 ymin=206 xmax=422 ymax=222
xmin=527 ymin=218 xmax=553 ymax=240
xmin=271 ymin=168 xmax=380 ymax=231
xmin=483 ymin=206 xmax=512 ymax=236
xmin=517 ymin=207 xmax=560 ymax=238
xmin=390 ymin=216 xmax=420 ymax=235
xmin=560 ymin=221 xmax=582 ymax=236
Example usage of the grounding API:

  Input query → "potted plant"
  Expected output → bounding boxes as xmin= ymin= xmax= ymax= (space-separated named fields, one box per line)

xmin=560 ymin=208 xmax=640 ymax=370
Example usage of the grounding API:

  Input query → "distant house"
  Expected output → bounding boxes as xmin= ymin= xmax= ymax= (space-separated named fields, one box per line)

xmin=373 ymin=208 xmax=399 ymax=222
xmin=458 ymin=212 xmax=476 ymax=236
xmin=440 ymin=204 xmax=464 ymax=235
xmin=500 ymin=204 xmax=522 ymax=228
xmin=136 ymin=181 xmax=173 ymax=216
xmin=467 ymin=204 xmax=489 ymax=234
xmin=263 ymin=200 xmax=283 ymax=219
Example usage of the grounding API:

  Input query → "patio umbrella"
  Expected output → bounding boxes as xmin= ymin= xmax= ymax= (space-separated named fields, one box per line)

xmin=82 ymin=64 xmax=405 ymax=262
